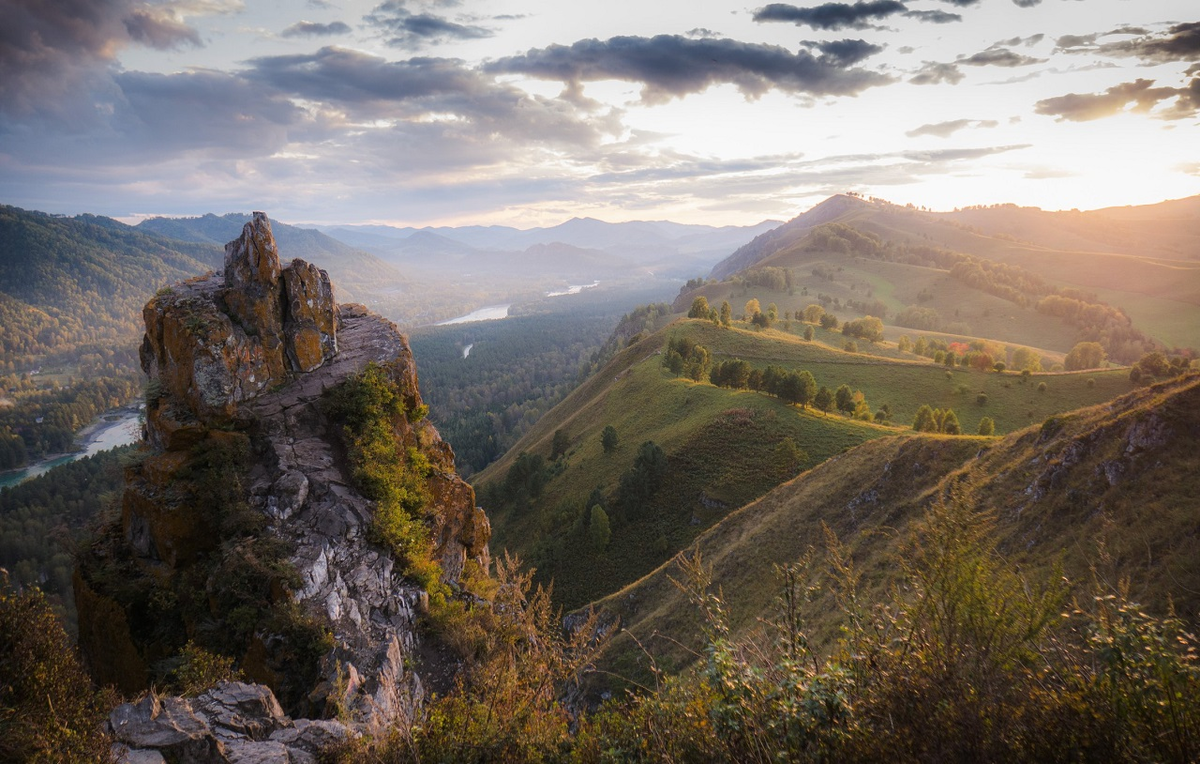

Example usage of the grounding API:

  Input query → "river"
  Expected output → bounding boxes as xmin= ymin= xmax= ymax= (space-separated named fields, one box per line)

xmin=437 ymin=304 xmax=511 ymax=325
xmin=0 ymin=408 xmax=143 ymax=490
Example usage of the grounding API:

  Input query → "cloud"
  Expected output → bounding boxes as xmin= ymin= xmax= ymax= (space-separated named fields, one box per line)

xmin=903 ymin=10 xmax=962 ymax=24
xmin=244 ymin=46 xmax=622 ymax=147
xmin=124 ymin=9 xmax=203 ymax=48
xmin=805 ymin=38 xmax=885 ymax=67
xmin=1056 ymin=22 xmax=1200 ymax=64
xmin=959 ymin=49 xmax=1045 ymax=67
xmin=909 ymin=61 xmax=963 ymax=85
xmin=486 ymin=35 xmax=893 ymax=103
xmin=905 ymin=118 xmax=998 ymax=138
xmin=752 ymin=1 xmax=905 ymax=30
xmin=1034 ymin=78 xmax=1198 ymax=121
xmin=0 ymin=0 xmax=243 ymax=125
xmin=363 ymin=0 xmax=491 ymax=49
xmin=281 ymin=20 xmax=351 ymax=37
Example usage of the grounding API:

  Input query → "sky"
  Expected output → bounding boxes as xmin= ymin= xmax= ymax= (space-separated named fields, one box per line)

xmin=0 ymin=0 xmax=1197 ymax=227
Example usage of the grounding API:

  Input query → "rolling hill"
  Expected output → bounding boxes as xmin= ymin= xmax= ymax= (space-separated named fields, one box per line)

xmin=585 ymin=370 xmax=1200 ymax=688
xmin=693 ymin=194 xmax=1200 ymax=356
xmin=475 ymin=315 xmax=1141 ymax=611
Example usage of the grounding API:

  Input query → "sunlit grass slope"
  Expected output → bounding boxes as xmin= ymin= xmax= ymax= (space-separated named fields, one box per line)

xmin=585 ymin=372 xmax=1200 ymax=690
xmin=476 ymin=317 xmax=1141 ymax=610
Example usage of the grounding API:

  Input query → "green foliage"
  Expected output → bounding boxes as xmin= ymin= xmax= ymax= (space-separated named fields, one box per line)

xmin=687 ymin=296 xmax=711 ymax=319
xmin=169 ymin=641 xmax=241 ymax=696
xmin=600 ymin=425 xmax=619 ymax=454
xmin=803 ymin=325 xmax=815 ymax=341
xmin=326 ymin=362 xmax=435 ymax=584
xmin=841 ymin=315 xmax=884 ymax=342
xmin=589 ymin=506 xmax=611 ymax=552
xmin=0 ymin=447 xmax=127 ymax=632
xmin=550 ymin=429 xmax=570 ymax=461
xmin=719 ymin=301 xmax=732 ymax=327
xmin=978 ymin=416 xmax=995 ymax=436
xmin=1065 ymin=340 xmax=1107 ymax=371
xmin=0 ymin=579 xmax=117 ymax=763
xmin=664 ymin=335 xmax=712 ymax=381
xmin=615 ymin=441 xmax=668 ymax=520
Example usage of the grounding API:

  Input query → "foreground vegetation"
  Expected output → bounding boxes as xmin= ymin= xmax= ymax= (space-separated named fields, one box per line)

xmin=325 ymin=481 xmax=1200 ymax=763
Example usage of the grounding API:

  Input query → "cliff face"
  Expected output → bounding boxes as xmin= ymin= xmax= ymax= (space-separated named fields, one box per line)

xmin=76 ymin=213 xmax=489 ymax=731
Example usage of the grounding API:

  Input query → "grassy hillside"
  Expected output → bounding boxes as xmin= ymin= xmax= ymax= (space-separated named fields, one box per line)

xmin=697 ymin=195 xmax=1200 ymax=356
xmin=586 ymin=371 xmax=1200 ymax=688
xmin=476 ymin=316 xmax=1139 ymax=610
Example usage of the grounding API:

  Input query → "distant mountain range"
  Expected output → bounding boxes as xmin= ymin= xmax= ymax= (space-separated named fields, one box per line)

xmin=319 ymin=216 xmax=781 ymax=280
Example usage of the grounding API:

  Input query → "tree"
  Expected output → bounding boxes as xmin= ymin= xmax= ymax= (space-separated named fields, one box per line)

xmin=835 ymin=384 xmax=854 ymax=416
xmin=1011 ymin=346 xmax=1042 ymax=373
xmin=687 ymin=296 xmax=711 ymax=319
xmin=803 ymin=325 xmax=815 ymax=341
xmin=779 ymin=370 xmax=817 ymax=407
xmin=814 ymin=386 xmax=833 ymax=414
xmin=588 ymin=506 xmax=611 ymax=552
xmin=941 ymin=409 xmax=961 ymax=435
xmin=913 ymin=404 xmax=937 ymax=432
xmin=1065 ymin=341 xmax=1106 ymax=371
xmin=550 ymin=429 xmax=570 ymax=460
xmin=898 ymin=335 xmax=913 ymax=353
xmin=751 ymin=311 xmax=771 ymax=329
xmin=600 ymin=425 xmax=619 ymax=453
xmin=820 ymin=314 xmax=839 ymax=330
xmin=744 ymin=298 xmax=761 ymax=320
xmin=802 ymin=304 xmax=825 ymax=324
xmin=719 ymin=301 xmax=732 ymax=327
xmin=774 ymin=438 xmax=806 ymax=477
xmin=978 ymin=417 xmax=995 ymax=436
xmin=767 ymin=303 xmax=778 ymax=322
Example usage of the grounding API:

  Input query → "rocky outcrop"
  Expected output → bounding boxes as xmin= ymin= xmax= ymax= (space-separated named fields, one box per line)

xmin=77 ymin=213 xmax=489 ymax=735
xmin=109 ymin=682 xmax=350 ymax=764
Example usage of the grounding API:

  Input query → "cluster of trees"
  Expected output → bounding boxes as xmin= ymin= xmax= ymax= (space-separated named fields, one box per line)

xmin=0 ymin=447 xmax=127 ymax=633
xmin=912 ymin=404 xmax=962 ymax=434
xmin=1037 ymin=294 xmax=1157 ymax=364
xmin=1129 ymin=351 xmax=1194 ymax=383
xmin=664 ymin=336 xmax=715 ymax=381
xmin=705 ymin=359 xmax=884 ymax=422
xmin=840 ymin=315 xmax=884 ymax=342
xmin=739 ymin=266 xmax=794 ymax=291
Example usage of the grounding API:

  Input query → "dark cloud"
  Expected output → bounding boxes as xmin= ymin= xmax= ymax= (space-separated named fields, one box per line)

xmin=1056 ymin=22 xmax=1200 ymax=63
xmin=752 ymin=1 xmax=905 ymax=31
xmin=909 ymin=61 xmax=963 ymax=85
xmin=1034 ymin=78 xmax=1198 ymax=121
xmin=806 ymin=39 xmax=885 ymax=67
xmin=904 ymin=10 xmax=962 ymax=24
xmin=1012 ymin=0 xmax=1040 ymax=7
xmin=281 ymin=20 xmax=351 ymax=37
xmin=905 ymin=118 xmax=998 ymax=138
xmin=959 ymin=49 xmax=1045 ymax=67
xmin=0 ymin=0 xmax=239 ymax=124
xmin=244 ymin=46 xmax=621 ymax=147
xmin=364 ymin=1 xmax=491 ymax=50
xmin=939 ymin=0 xmax=979 ymax=6
xmin=486 ymin=35 xmax=893 ymax=103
